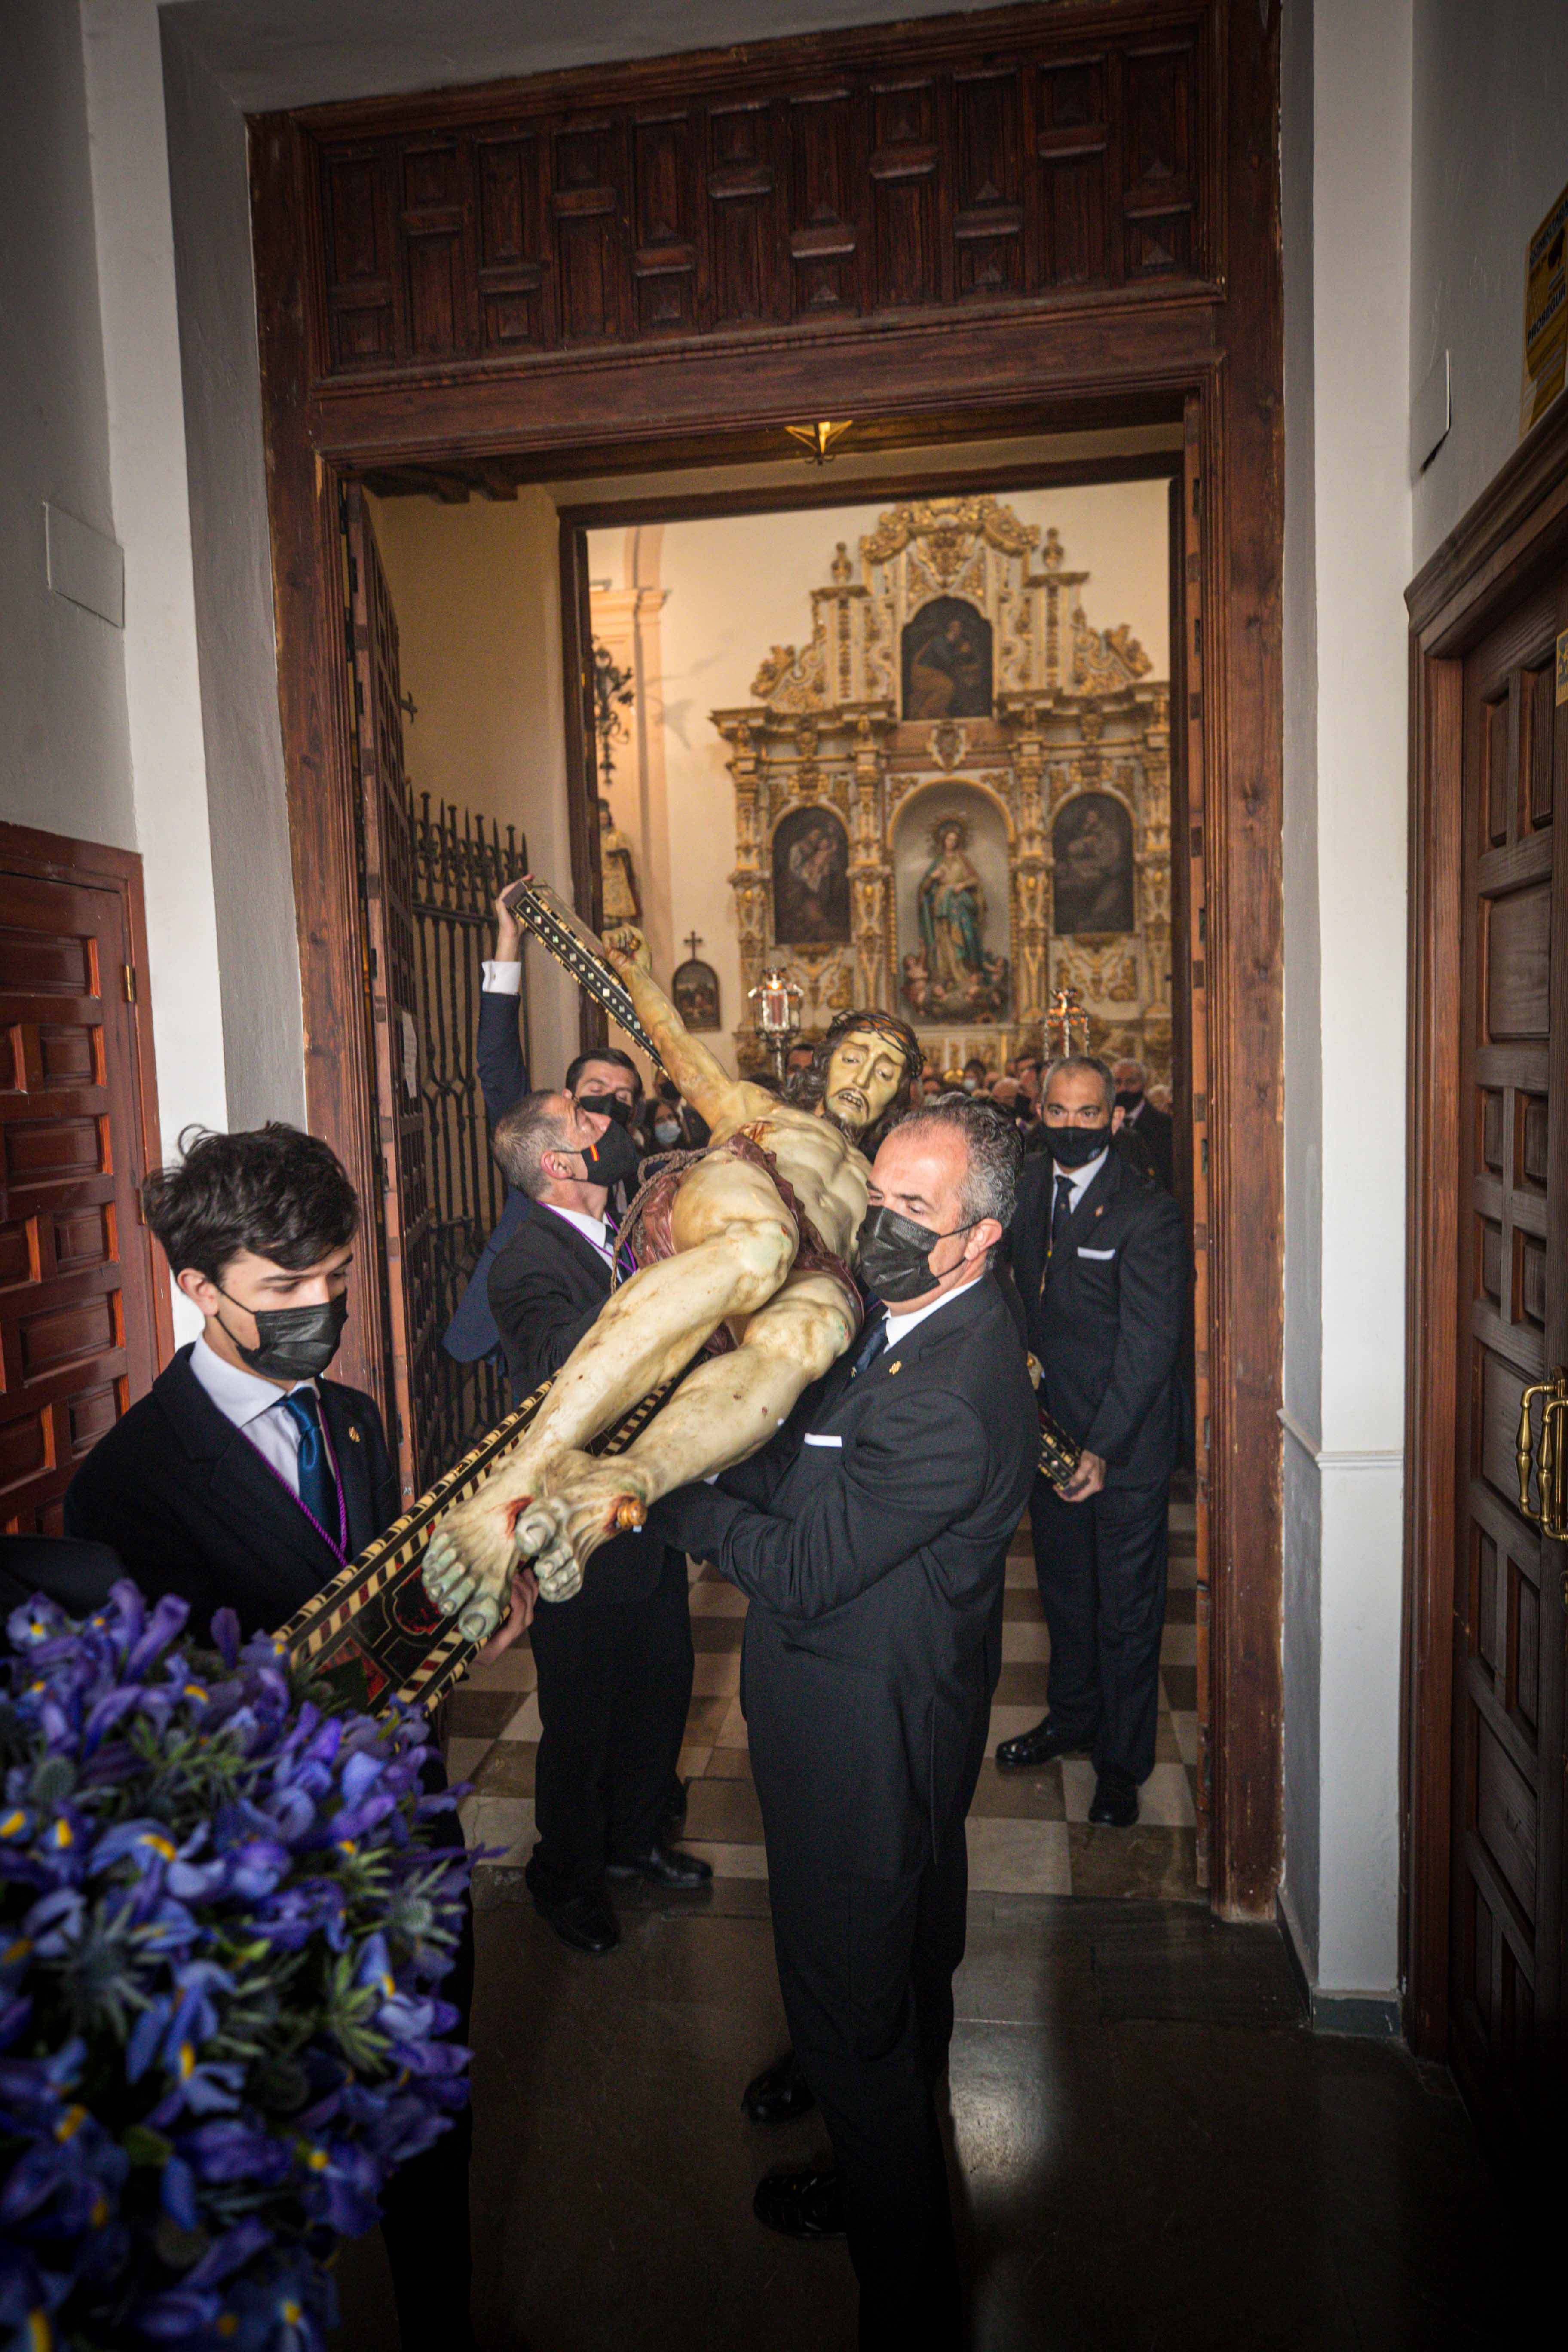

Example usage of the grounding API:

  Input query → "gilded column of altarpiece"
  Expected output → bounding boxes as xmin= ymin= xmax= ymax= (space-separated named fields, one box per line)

xmin=713 ymin=496 xmax=1173 ymax=1082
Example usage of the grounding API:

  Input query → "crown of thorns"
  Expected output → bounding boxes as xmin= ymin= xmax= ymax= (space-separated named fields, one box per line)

xmin=818 ymin=1007 xmax=923 ymax=1085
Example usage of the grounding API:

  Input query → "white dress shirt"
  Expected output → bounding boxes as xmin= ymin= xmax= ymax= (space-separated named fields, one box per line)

xmin=883 ymin=1271 xmax=983 ymax=1342
xmin=1048 ymin=1143 xmax=1109 ymax=1212
xmin=189 ymin=1333 xmax=316 ymax=1497
xmin=482 ymin=959 xmax=523 ymax=995
xmin=538 ymin=1200 xmax=616 ymax=1269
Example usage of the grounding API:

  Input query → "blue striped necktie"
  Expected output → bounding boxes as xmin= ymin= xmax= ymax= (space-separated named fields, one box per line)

xmin=849 ymin=1311 xmax=889 ymax=1377
xmin=278 ymin=1387 xmax=340 ymax=1535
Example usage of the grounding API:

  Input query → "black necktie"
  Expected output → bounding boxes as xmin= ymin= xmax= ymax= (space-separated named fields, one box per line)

xmin=849 ymin=1310 xmax=889 ymax=1377
xmin=1050 ymin=1171 xmax=1075 ymax=1255
xmin=279 ymin=1387 xmax=340 ymax=1537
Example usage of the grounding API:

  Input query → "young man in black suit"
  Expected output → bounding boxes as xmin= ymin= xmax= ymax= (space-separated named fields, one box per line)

xmin=65 ymin=1124 xmax=516 ymax=2352
xmin=642 ymin=1098 xmax=1038 ymax=2351
xmin=64 ymin=1127 xmax=402 ymax=1635
xmin=486 ymin=1087 xmax=705 ymax=1956
xmin=443 ymin=877 xmax=644 ymax=1364
xmin=998 ymin=1056 xmax=1188 ymax=1827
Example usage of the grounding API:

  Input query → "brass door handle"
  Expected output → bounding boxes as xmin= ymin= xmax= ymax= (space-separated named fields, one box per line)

xmin=1517 ymin=1367 xmax=1568 ymax=1540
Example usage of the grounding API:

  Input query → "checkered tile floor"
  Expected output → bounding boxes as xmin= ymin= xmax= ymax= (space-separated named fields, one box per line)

xmin=450 ymin=1501 xmax=1200 ymax=1902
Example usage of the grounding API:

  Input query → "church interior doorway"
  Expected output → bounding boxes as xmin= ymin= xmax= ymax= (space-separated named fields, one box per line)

xmin=330 ymin=426 xmax=1204 ymax=1903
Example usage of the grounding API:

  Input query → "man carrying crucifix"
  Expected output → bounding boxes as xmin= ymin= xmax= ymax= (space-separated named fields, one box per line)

xmin=421 ymin=934 xmax=922 ymax=1640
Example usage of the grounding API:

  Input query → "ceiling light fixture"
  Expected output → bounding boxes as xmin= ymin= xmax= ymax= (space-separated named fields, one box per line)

xmin=785 ymin=419 xmax=854 ymax=466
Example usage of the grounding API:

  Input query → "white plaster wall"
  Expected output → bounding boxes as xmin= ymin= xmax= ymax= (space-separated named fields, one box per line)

xmin=165 ymin=0 xmax=1014 ymax=113
xmin=591 ymin=481 xmax=1169 ymax=1076
xmin=161 ymin=15 xmax=303 ymax=1128
xmin=1411 ymin=0 xmax=1568 ymax=568
xmin=1277 ymin=0 xmax=1412 ymax=2001
xmin=0 ymin=3 xmax=134 ymax=851
xmin=80 ymin=0 xmax=230 ymax=1349
xmin=367 ymin=490 xmax=574 ymax=1090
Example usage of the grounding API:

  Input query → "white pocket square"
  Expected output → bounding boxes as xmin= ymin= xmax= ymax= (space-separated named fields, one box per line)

xmin=1077 ymin=1245 xmax=1117 ymax=1260
xmin=802 ymin=1432 xmax=844 ymax=1449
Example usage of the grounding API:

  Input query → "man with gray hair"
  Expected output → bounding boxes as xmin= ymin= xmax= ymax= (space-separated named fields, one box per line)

xmin=1112 ymin=1054 xmax=1174 ymax=1191
xmin=997 ymin=1052 xmax=1188 ymax=1828
xmin=646 ymin=1093 xmax=1038 ymax=2349
xmin=485 ymin=1085 xmax=702 ymax=1956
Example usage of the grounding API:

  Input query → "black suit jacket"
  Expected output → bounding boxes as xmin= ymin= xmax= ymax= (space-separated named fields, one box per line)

xmin=0 ymin=1535 xmax=127 ymax=1620
xmin=650 ymin=1273 xmax=1038 ymax=1880
xmin=444 ymin=985 xmax=532 ymax=1363
xmin=63 ymin=1348 xmax=399 ymax=1640
xmin=1009 ymin=1147 xmax=1187 ymax=1488
xmin=1125 ymin=1099 xmax=1174 ymax=1192
xmin=487 ymin=1204 xmax=680 ymax=1606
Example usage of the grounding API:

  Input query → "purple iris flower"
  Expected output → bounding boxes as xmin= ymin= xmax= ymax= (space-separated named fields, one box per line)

xmin=180 ymin=2119 xmax=291 ymax=2189
xmin=209 ymin=1607 xmax=242 ymax=1669
xmin=0 ymin=1576 xmax=471 ymax=2341
xmin=125 ymin=1593 xmax=193 ymax=1679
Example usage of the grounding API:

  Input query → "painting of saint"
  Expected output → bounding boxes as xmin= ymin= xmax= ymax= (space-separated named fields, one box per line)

xmin=671 ymin=954 xmax=721 ymax=1032
xmin=1052 ymin=792 xmax=1135 ymax=934
xmin=901 ymin=597 xmax=992 ymax=721
xmin=772 ymin=807 xmax=850 ymax=946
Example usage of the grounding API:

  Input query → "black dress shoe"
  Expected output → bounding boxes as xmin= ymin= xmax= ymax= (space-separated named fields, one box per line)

xmin=1087 ymin=1770 xmax=1139 ymax=1827
xmin=606 ymin=1842 xmax=713 ymax=1888
xmin=995 ymin=1717 xmax=1090 ymax=1771
xmin=530 ymin=1883 xmax=620 ymax=1954
xmin=753 ymin=2166 xmax=845 ymax=2239
xmin=741 ymin=2051 xmax=816 ymax=2125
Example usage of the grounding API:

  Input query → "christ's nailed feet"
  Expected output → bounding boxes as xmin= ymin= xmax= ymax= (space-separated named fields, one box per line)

xmin=423 ymin=1452 xmax=653 ymax=1635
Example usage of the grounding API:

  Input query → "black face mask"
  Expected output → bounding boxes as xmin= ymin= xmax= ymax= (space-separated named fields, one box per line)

xmin=1044 ymin=1122 xmax=1112 ymax=1169
xmin=218 ymin=1287 xmax=349 ymax=1382
xmin=858 ymin=1206 xmax=978 ymax=1305
xmin=575 ymin=1092 xmax=634 ymax=1128
xmin=1114 ymin=1089 xmax=1143 ymax=1114
xmin=573 ymin=1121 xmax=642 ymax=1191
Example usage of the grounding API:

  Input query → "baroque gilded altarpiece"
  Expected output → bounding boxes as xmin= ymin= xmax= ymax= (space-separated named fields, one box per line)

xmin=713 ymin=496 xmax=1171 ymax=1078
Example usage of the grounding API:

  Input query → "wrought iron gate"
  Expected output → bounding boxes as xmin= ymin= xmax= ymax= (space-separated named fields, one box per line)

xmin=409 ymin=794 xmax=528 ymax=1470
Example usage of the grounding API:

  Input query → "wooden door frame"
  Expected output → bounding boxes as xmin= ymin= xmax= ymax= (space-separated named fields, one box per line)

xmin=247 ymin=0 xmax=1284 ymax=1918
xmin=0 ymin=819 xmax=176 ymax=1379
xmin=1403 ymin=397 xmax=1568 ymax=2054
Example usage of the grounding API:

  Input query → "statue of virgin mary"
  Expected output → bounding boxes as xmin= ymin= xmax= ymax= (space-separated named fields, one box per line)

xmin=917 ymin=817 xmax=987 ymax=992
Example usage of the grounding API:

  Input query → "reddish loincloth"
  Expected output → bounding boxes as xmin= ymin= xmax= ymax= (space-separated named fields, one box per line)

xmin=617 ymin=1125 xmax=863 ymax=1356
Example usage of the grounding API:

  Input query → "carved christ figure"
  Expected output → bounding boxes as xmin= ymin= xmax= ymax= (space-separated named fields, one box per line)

xmin=422 ymin=940 xmax=921 ymax=1639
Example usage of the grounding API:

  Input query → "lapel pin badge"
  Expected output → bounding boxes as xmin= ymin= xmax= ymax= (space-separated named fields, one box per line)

xmin=348 ymin=1426 xmax=362 ymax=1443
xmin=886 ymin=1361 xmax=902 ymax=1375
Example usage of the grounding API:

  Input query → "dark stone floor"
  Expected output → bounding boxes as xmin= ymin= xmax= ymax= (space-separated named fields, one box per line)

xmin=335 ymin=1879 xmax=1525 ymax=2351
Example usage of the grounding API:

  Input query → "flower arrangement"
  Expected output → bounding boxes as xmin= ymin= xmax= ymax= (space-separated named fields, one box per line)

xmin=0 ymin=1583 xmax=472 ymax=2351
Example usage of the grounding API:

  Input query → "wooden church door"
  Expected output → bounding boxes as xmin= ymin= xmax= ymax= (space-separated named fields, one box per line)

xmin=1450 ymin=563 xmax=1568 ymax=2155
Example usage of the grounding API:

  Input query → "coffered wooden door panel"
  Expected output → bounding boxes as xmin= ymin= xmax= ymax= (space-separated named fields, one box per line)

xmin=0 ymin=837 xmax=168 ymax=1534
xmin=1450 ymin=570 xmax=1568 ymax=2149
xmin=303 ymin=0 xmax=1221 ymax=386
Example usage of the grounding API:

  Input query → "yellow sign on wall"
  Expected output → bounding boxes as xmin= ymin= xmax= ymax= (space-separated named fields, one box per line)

xmin=1522 ymin=178 xmax=1568 ymax=438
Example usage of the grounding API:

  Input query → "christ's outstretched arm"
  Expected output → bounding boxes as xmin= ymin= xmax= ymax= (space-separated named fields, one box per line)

xmin=608 ymin=950 xmax=777 ymax=1133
